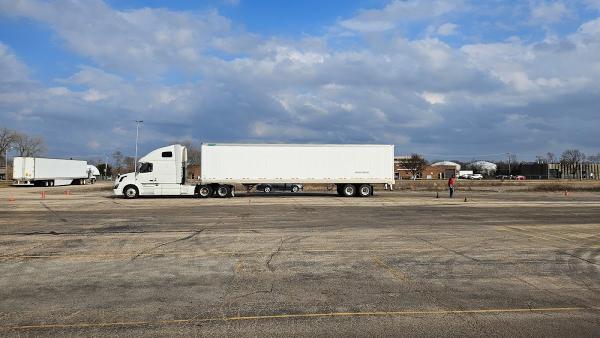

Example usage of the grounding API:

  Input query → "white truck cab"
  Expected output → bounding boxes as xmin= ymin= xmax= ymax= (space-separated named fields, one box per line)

xmin=113 ymin=144 xmax=197 ymax=198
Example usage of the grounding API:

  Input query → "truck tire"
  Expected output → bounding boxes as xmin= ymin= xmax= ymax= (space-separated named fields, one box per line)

xmin=358 ymin=184 xmax=372 ymax=197
xmin=197 ymin=185 xmax=212 ymax=198
xmin=216 ymin=185 xmax=230 ymax=198
xmin=123 ymin=185 xmax=139 ymax=199
xmin=341 ymin=184 xmax=356 ymax=197
xmin=263 ymin=185 xmax=272 ymax=193
xmin=291 ymin=185 xmax=299 ymax=193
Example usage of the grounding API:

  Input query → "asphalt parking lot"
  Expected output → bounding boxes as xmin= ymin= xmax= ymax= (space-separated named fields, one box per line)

xmin=1 ymin=183 xmax=599 ymax=336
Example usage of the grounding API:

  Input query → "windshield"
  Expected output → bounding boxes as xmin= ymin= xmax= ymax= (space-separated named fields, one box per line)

xmin=139 ymin=162 xmax=153 ymax=173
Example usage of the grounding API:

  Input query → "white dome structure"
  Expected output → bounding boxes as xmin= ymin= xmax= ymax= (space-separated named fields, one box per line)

xmin=431 ymin=161 xmax=461 ymax=171
xmin=467 ymin=161 xmax=497 ymax=175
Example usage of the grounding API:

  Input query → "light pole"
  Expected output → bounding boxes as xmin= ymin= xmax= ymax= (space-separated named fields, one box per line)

xmin=134 ymin=120 xmax=143 ymax=176
xmin=506 ymin=152 xmax=511 ymax=177
xmin=104 ymin=154 xmax=109 ymax=181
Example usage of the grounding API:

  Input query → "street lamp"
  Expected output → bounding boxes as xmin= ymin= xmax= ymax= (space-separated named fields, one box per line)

xmin=505 ymin=152 xmax=511 ymax=177
xmin=134 ymin=120 xmax=143 ymax=176
xmin=104 ymin=154 xmax=109 ymax=181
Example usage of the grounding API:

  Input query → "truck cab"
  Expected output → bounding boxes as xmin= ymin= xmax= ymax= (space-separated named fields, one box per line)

xmin=113 ymin=145 xmax=195 ymax=198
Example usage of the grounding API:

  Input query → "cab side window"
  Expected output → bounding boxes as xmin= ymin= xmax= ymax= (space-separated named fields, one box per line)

xmin=162 ymin=151 xmax=173 ymax=158
xmin=139 ymin=163 xmax=153 ymax=173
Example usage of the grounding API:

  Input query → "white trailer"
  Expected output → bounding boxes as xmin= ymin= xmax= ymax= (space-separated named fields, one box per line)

xmin=13 ymin=157 xmax=89 ymax=187
xmin=113 ymin=143 xmax=394 ymax=198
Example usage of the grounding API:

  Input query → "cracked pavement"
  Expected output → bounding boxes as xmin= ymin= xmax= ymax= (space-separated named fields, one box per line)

xmin=0 ymin=183 xmax=599 ymax=336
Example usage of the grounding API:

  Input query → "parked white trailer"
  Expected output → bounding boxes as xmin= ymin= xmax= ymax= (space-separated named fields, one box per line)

xmin=13 ymin=157 xmax=89 ymax=186
xmin=113 ymin=143 xmax=394 ymax=198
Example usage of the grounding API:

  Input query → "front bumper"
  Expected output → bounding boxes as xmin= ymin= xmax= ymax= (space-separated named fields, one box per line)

xmin=113 ymin=184 xmax=122 ymax=196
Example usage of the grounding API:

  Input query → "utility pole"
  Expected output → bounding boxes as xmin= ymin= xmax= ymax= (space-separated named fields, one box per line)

xmin=104 ymin=154 xmax=109 ymax=180
xmin=506 ymin=152 xmax=511 ymax=177
xmin=135 ymin=120 xmax=143 ymax=176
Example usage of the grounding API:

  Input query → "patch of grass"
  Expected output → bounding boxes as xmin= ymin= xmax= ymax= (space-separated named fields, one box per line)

xmin=530 ymin=183 xmax=600 ymax=192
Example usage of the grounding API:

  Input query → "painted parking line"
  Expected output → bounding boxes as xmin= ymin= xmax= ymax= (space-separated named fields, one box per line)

xmin=3 ymin=307 xmax=595 ymax=330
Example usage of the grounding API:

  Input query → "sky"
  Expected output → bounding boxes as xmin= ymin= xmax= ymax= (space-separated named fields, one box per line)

xmin=1 ymin=0 xmax=600 ymax=162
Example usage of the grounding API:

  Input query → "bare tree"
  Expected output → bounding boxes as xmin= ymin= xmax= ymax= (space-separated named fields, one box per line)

xmin=0 ymin=128 xmax=16 ymax=159
xmin=400 ymin=154 xmax=428 ymax=179
xmin=124 ymin=156 xmax=135 ymax=173
xmin=560 ymin=149 xmax=586 ymax=166
xmin=13 ymin=133 xmax=45 ymax=157
xmin=112 ymin=151 xmax=124 ymax=174
xmin=546 ymin=152 xmax=556 ymax=163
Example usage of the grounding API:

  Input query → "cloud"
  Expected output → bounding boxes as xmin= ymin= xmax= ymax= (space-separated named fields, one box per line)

xmin=436 ymin=23 xmax=459 ymax=36
xmin=338 ymin=0 xmax=460 ymax=32
xmin=530 ymin=1 xmax=570 ymax=24
xmin=0 ymin=1 xmax=600 ymax=159
xmin=0 ymin=0 xmax=243 ymax=76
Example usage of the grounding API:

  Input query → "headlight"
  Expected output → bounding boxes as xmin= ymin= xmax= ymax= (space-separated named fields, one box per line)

xmin=113 ymin=184 xmax=119 ymax=190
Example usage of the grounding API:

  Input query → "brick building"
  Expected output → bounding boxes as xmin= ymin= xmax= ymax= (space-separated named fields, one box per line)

xmin=394 ymin=157 xmax=459 ymax=180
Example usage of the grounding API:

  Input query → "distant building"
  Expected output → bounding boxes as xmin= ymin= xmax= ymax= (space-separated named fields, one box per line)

xmin=394 ymin=158 xmax=459 ymax=180
xmin=503 ymin=163 xmax=600 ymax=179
xmin=467 ymin=161 xmax=497 ymax=176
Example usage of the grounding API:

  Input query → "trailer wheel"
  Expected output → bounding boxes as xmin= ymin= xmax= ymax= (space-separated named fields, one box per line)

xmin=50 ymin=180 xmax=55 ymax=187
xmin=197 ymin=185 xmax=212 ymax=198
xmin=263 ymin=185 xmax=272 ymax=193
xmin=291 ymin=185 xmax=300 ymax=193
xmin=123 ymin=185 xmax=139 ymax=199
xmin=358 ymin=184 xmax=372 ymax=197
xmin=216 ymin=185 xmax=230 ymax=198
xmin=342 ymin=184 xmax=356 ymax=197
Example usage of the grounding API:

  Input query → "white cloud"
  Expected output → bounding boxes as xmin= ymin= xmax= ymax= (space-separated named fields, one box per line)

xmin=338 ymin=0 xmax=460 ymax=32
xmin=530 ymin=1 xmax=570 ymax=24
xmin=436 ymin=23 xmax=459 ymax=36
xmin=0 ymin=0 xmax=239 ymax=75
xmin=1 ymin=1 xmax=600 ymax=158
xmin=0 ymin=42 xmax=31 ymax=84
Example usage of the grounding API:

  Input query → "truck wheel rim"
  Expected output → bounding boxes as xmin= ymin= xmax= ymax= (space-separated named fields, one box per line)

xmin=345 ymin=187 xmax=354 ymax=195
xmin=361 ymin=187 xmax=370 ymax=195
xmin=265 ymin=187 xmax=270 ymax=192
xmin=218 ymin=187 xmax=227 ymax=196
xmin=126 ymin=189 xmax=135 ymax=197
xmin=199 ymin=187 xmax=210 ymax=196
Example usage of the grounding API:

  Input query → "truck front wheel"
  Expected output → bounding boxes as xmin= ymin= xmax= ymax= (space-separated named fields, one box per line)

xmin=123 ymin=185 xmax=139 ymax=199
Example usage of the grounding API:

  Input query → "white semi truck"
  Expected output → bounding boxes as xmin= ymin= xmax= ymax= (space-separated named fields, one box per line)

xmin=113 ymin=143 xmax=394 ymax=198
xmin=12 ymin=157 xmax=94 ymax=186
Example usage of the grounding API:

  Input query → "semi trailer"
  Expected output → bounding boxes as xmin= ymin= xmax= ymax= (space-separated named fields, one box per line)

xmin=113 ymin=143 xmax=394 ymax=198
xmin=12 ymin=157 xmax=91 ymax=186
